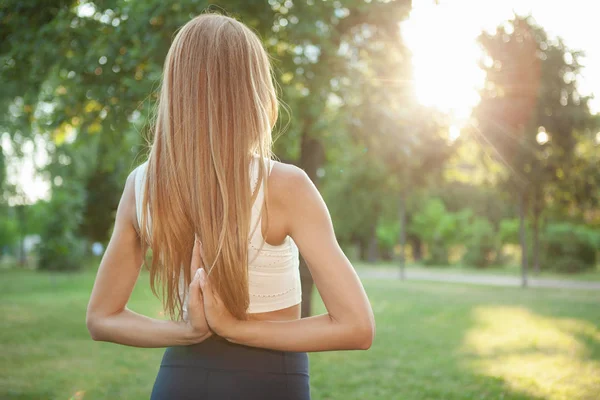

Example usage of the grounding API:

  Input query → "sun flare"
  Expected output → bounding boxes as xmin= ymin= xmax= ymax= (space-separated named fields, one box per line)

xmin=402 ymin=0 xmax=600 ymax=131
xmin=401 ymin=2 xmax=486 ymax=128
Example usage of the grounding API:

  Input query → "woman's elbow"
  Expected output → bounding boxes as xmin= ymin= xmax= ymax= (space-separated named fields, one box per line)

xmin=86 ymin=312 xmax=105 ymax=341
xmin=352 ymin=318 xmax=375 ymax=350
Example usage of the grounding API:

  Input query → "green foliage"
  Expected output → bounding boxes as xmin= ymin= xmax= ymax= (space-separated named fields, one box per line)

xmin=499 ymin=218 xmax=522 ymax=245
xmin=1 ymin=2 xmax=598 ymax=276
xmin=2 ymin=0 xmax=415 ymax=247
xmin=475 ymin=15 xmax=591 ymax=183
xmin=0 ymin=201 xmax=49 ymax=258
xmin=323 ymin=153 xmax=392 ymax=260
xmin=541 ymin=222 xmax=600 ymax=273
xmin=409 ymin=198 xmax=471 ymax=265
xmin=436 ymin=182 xmax=512 ymax=228
xmin=376 ymin=218 xmax=400 ymax=257
xmin=462 ymin=217 xmax=496 ymax=268
xmin=474 ymin=15 xmax=596 ymax=274
xmin=0 ymin=208 xmax=18 ymax=251
xmin=0 ymin=144 xmax=5 ymax=193
xmin=36 ymin=184 xmax=86 ymax=271
xmin=408 ymin=195 xmax=506 ymax=268
xmin=22 ymin=200 xmax=50 ymax=236
xmin=550 ymin=130 xmax=600 ymax=222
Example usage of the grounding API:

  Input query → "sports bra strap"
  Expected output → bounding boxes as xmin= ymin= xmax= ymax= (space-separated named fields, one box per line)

xmin=249 ymin=157 xmax=273 ymax=239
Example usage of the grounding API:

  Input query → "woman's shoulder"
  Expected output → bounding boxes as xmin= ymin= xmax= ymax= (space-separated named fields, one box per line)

xmin=269 ymin=161 xmax=311 ymax=188
xmin=268 ymin=161 xmax=318 ymax=209
xmin=267 ymin=161 xmax=330 ymax=239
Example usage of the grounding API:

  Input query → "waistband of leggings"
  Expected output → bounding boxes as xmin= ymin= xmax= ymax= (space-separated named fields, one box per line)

xmin=160 ymin=335 xmax=309 ymax=375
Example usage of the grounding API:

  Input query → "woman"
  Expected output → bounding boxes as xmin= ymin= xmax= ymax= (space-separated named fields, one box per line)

xmin=86 ymin=13 xmax=375 ymax=399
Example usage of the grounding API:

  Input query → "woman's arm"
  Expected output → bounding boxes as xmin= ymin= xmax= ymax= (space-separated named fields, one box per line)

xmin=86 ymin=171 xmax=211 ymax=348
xmin=199 ymin=164 xmax=375 ymax=352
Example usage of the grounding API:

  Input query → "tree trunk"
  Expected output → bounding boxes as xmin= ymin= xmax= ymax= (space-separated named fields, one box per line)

xmin=298 ymin=133 xmax=325 ymax=317
xmin=367 ymin=227 xmax=379 ymax=263
xmin=518 ymin=190 xmax=528 ymax=288
xmin=398 ymin=191 xmax=407 ymax=280
xmin=16 ymin=205 xmax=26 ymax=267
xmin=368 ymin=235 xmax=379 ymax=264
xmin=532 ymin=191 xmax=542 ymax=275
xmin=299 ymin=258 xmax=313 ymax=318
xmin=358 ymin=239 xmax=369 ymax=261
xmin=19 ymin=238 xmax=26 ymax=267
xmin=532 ymin=213 xmax=540 ymax=275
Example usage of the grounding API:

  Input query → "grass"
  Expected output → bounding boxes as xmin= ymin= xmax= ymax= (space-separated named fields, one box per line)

xmin=354 ymin=261 xmax=600 ymax=282
xmin=1 ymin=269 xmax=599 ymax=400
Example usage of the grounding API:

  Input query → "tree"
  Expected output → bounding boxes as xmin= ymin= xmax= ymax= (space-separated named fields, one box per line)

xmin=326 ymin=8 xmax=454 ymax=277
xmin=1 ymin=0 xmax=416 ymax=315
xmin=267 ymin=0 xmax=413 ymax=311
xmin=473 ymin=15 xmax=593 ymax=284
xmin=323 ymin=148 xmax=393 ymax=261
xmin=547 ymin=127 xmax=600 ymax=225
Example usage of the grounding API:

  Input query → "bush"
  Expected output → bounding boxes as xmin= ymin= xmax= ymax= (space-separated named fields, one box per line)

xmin=410 ymin=198 xmax=471 ymax=265
xmin=498 ymin=218 xmax=520 ymax=245
xmin=0 ymin=207 xmax=19 ymax=252
xmin=462 ymin=217 xmax=496 ymax=268
xmin=37 ymin=232 xmax=87 ymax=271
xmin=541 ymin=223 xmax=600 ymax=273
xmin=425 ymin=237 xmax=450 ymax=266
xmin=37 ymin=185 xmax=87 ymax=271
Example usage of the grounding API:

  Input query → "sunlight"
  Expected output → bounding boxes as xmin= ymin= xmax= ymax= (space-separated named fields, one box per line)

xmin=449 ymin=125 xmax=461 ymax=141
xmin=402 ymin=0 xmax=600 ymax=126
xmin=401 ymin=1 xmax=486 ymax=125
xmin=462 ymin=306 xmax=600 ymax=399
xmin=536 ymin=126 xmax=549 ymax=144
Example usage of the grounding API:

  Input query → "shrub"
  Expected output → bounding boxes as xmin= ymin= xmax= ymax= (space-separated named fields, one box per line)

xmin=541 ymin=222 xmax=600 ymax=273
xmin=410 ymin=198 xmax=471 ymax=265
xmin=462 ymin=217 xmax=496 ymax=268
xmin=0 ymin=207 xmax=19 ymax=252
xmin=37 ymin=185 xmax=87 ymax=271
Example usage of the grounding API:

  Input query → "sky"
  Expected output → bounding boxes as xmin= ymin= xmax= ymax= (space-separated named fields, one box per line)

xmin=7 ymin=0 xmax=600 ymax=203
xmin=402 ymin=0 xmax=600 ymax=124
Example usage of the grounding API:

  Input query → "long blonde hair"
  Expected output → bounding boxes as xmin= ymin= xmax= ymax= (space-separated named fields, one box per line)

xmin=141 ymin=13 xmax=277 ymax=321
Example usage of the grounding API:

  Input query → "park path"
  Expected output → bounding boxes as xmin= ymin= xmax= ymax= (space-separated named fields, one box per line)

xmin=358 ymin=268 xmax=600 ymax=291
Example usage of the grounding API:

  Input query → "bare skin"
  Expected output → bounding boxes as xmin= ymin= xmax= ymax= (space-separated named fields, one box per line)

xmin=86 ymin=161 xmax=375 ymax=351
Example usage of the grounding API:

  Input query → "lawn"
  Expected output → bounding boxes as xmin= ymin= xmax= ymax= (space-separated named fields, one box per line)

xmin=354 ymin=261 xmax=600 ymax=282
xmin=1 ymin=269 xmax=599 ymax=400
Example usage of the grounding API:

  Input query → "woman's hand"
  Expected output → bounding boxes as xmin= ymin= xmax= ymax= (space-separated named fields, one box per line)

xmin=186 ymin=236 xmax=213 ymax=341
xmin=198 ymin=267 xmax=240 ymax=338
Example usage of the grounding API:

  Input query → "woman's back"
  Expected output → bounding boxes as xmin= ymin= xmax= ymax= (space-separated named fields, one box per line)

xmin=133 ymin=157 xmax=302 ymax=321
xmin=86 ymin=13 xmax=373 ymax=400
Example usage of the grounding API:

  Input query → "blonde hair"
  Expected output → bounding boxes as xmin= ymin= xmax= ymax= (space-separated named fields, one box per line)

xmin=141 ymin=13 xmax=277 ymax=320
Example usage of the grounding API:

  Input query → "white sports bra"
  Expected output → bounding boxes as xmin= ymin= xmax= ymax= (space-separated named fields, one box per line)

xmin=133 ymin=158 xmax=302 ymax=316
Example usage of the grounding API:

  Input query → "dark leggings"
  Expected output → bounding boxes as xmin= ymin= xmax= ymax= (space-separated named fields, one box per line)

xmin=150 ymin=335 xmax=310 ymax=400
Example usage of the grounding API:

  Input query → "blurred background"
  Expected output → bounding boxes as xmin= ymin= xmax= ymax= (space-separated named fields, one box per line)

xmin=1 ymin=1 xmax=599 ymax=399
